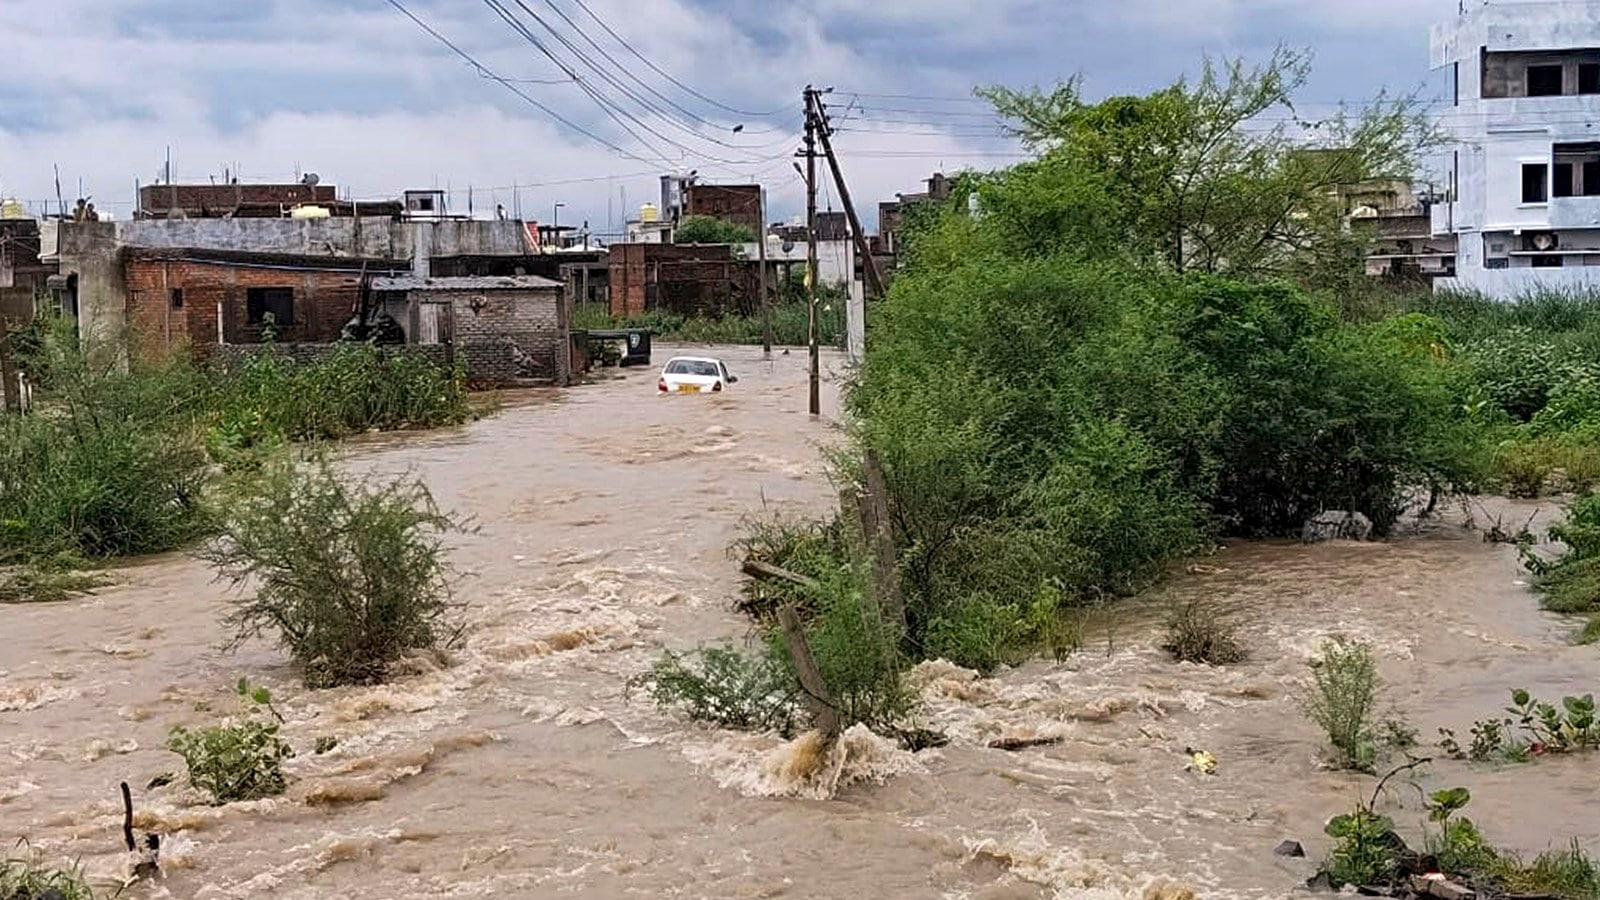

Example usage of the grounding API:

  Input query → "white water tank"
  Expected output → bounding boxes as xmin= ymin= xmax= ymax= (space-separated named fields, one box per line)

xmin=640 ymin=202 xmax=659 ymax=223
xmin=290 ymin=204 xmax=331 ymax=220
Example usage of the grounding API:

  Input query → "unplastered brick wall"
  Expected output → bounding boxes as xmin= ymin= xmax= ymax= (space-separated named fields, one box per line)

xmin=124 ymin=257 xmax=359 ymax=361
xmin=443 ymin=287 xmax=567 ymax=383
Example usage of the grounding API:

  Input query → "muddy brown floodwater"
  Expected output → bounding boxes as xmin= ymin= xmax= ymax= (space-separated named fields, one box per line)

xmin=3 ymin=343 xmax=1598 ymax=899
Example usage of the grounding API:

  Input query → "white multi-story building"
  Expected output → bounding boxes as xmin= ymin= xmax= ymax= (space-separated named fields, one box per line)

xmin=1433 ymin=0 xmax=1600 ymax=294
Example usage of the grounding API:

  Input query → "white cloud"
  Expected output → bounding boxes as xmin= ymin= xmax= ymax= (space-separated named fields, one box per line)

xmin=0 ymin=0 xmax=1437 ymax=229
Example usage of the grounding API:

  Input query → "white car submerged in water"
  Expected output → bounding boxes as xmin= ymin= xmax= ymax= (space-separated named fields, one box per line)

xmin=657 ymin=356 xmax=738 ymax=394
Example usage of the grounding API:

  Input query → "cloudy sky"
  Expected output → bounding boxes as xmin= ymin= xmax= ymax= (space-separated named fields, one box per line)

xmin=0 ymin=0 xmax=1456 ymax=233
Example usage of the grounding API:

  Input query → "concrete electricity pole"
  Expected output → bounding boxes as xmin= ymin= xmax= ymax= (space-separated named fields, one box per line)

xmin=804 ymin=85 xmax=821 ymax=417
xmin=759 ymin=187 xmax=771 ymax=358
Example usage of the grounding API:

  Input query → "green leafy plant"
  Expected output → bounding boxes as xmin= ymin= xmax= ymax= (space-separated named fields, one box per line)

xmin=1507 ymin=688 xmax=1599 ymax=753
xmin=633 ymin=646 xmax=798 ymax=735
xmin=1324 ymin=806 xmax=1403 ymax=889
xmin=1303 ymin=638 xmax=1381 ymax=771
xmin=1161 ymin=600 xmax=1246 ymax=665
xmin=0 ymin=850 xmax=95 ymax=900
xmin=166 ymin=679 xmax=294 ymax=804
xmin=203 ymin=457 xmax=463 ymax=688
xmin=673 ymin=215 xmax=755 ymax=245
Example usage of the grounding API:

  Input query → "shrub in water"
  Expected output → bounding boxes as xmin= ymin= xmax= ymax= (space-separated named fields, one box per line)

xmin=166 ymin=679 xmax=293 ymax=804
xmin=636 ymin=646 xmax=798 ymax=735
xmin=1304 ymin=638 xmax=1381 ymax=771
xmin=1162 ymin=601 xmax=1246 ymax=665
xmin=204 ymin=456 xmax=462 ymax=688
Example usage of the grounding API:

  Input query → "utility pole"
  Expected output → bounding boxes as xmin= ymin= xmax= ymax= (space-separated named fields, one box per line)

xmin=758 ymin=186 xmax=771 ymax=358
xmin=812 ymin=96 xmax=886 ymax=300
xmin=803 ymin=85 xmax=821 ymax=417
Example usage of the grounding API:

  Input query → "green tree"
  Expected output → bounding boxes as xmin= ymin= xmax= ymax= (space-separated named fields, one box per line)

xmin=674 ymin=215 xmax=755 ymax=245
xmin=979 ymin=47 xmax=1436 ymax=286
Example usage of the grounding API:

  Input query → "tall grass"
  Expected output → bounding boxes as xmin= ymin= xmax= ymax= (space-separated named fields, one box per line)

xmin=575 ymin=299 xmax=845 ymax=347
xmin=210 ymin=343 xmax=471 ymax=451
xmin=0 ymin=327 xmax=212 ymax=566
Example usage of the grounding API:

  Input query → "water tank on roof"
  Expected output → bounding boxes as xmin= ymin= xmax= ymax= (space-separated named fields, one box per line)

xmin=291 ymin=204 xmax=331 ymax=219
xmin=640 ymin=202 xmax=659 ymax=223
xmin=0 ymin=197 xmax=28 ymax=219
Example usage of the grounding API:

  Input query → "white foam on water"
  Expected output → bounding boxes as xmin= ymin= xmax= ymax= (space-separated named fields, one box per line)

xmin=683 ymin=724 xmax=924 ymax=799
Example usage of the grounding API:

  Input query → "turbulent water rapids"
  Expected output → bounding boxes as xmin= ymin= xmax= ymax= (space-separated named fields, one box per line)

xmin=3 ymin=343 xmax=1597 ymax=899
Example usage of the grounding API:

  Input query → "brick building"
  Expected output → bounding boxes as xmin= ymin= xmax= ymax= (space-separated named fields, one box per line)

xmin=136 ymin=183 xmax=402 ymax=220
xmin=682 ymin=183 xmax=762 ymax=235
xmin=1 ymin=218 xmax=53 ymax=323
xmin=371 ymin=275 xmax=569 ymax=384
xmin=124 ymin=249 xmax=399 ymax=358
xmin=607 ymin=243 xmax=756 ymax=318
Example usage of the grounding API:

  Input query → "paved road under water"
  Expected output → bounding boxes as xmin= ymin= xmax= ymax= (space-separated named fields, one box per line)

xmin=2 ymin=343 xmax=1597 ymax=899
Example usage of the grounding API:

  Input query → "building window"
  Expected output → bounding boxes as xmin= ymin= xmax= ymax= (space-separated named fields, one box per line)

xmin=246 ymin=287 xmax=295 ymax=325
xmin=1523 ymin=163 xmax=1550 ymax=203
xmin=170 ymin=288 xmax=184 ymax=309
xmin=1528 ymin=64 xmax=1565 ymax=96
xmin=1554 ymin=143 xmax=1600 ymax=197
xmin=1532 ymin=254 xmax=1565 ymax=268
xmin=1486 ymin=257 xmax=1510 ymax=270
xmin=1583 ymin=63 xmax=1600 ymax=95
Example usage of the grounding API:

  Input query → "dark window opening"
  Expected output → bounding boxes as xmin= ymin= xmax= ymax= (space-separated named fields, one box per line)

xmin=1533 ymin=254 xmax=1565 ymax=268
xmin=246 ymin=287 xmax=294 ymax=325
xmin=1556 ymin=162 xmax=1577 ymax=198
xmin=1523 ymin=163 xmax=1550 ymax=203
xmin=1486 ymin=257 xmax=1510 ymax=270
xmin=415 ymin=197 xmax=434 ymax=211
xmin=1585 ymin=162 xmax=1600 ymax=196
xmin=1582 ymin=63 xmax=1600 ymax=94
xmin=170 ymin=288 xmax=184 ymax=309
xmin=1529 ymin=64 xmax=1565 ymax=96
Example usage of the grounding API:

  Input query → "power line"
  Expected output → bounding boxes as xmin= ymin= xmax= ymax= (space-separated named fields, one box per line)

xmin=569 ymin=0 xmax=799 ymax=119
xmin=386 ymin=0 xmax=657 ymax=166
xmin=484 ymin=0 xmax=798 ymax=165
xmin=535 ymin=0 xmax=791 ymax=136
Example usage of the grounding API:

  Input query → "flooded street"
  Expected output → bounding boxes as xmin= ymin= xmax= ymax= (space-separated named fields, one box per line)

xmin=3 ymin=343 xmax=1598 ymax=899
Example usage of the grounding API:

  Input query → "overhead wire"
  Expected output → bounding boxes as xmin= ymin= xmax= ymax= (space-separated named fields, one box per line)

xmin=386 ymin=0 xmax=658 ymax=166
xmin=534 ymin=0 xmax=792 ymax=136
xmin=484 ymin=0 xmax=801 ymax=165
xmin=569 ymin=0 xmax=800 ymax=119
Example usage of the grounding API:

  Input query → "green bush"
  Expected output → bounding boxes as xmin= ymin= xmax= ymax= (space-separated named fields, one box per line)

xmin=212 ymin=343 xmax=470 ymax=448
xmin=167 ymin=680 xmax=293 ymax=804
xmin=0 ymin=330 xmax=211 ymax=566
xmin=1530 ymin=494 xmax=1600 ymax=619
xmin=635 ymin=646 xmax=797 ymax=735
xmin=1162 ymin=601 xmax=1246 ymax=665
xmin=203 ymin=457 xmax=462 ymax=688
xmin=1304 ymin=638 xmax=1381 ymax=772
xmin=674 ymin=215 xmax=754 ymax=245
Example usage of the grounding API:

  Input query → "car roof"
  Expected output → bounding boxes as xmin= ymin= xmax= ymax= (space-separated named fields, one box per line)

xmin=664 ymin=356 xmax=724 ymax=365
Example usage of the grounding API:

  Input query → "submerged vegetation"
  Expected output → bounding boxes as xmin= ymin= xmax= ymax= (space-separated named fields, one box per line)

xmin=0 ymin=319 xmax=473 ymax=604
xmin=642 ymin=49 xmax=1600 ymax=749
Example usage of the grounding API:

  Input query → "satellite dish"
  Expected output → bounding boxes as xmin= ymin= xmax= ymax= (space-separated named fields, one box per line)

xmin=781 ymin=241 xmax=795 ymax=253
xmin=301 ymin=173 xmax=321 ymax=186
xmin=1532 ymin=231 xmax=1559 ymax=252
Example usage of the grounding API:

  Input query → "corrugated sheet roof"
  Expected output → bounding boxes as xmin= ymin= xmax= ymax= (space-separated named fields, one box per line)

xmin=370 ymin=275 xmax=562 ymax=291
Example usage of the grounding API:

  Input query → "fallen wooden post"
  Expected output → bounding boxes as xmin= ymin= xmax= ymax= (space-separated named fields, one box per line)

xmin=742 ymin=559 xmax=821 ymax=592
xmin=776 ymin=604 xmax=840 ymax=739
xmin=987 ymin=736 xmax=1064 ymax=752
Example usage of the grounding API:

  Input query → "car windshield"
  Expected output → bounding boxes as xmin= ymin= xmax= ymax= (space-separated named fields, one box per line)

xmin=666 ymin=360 xmax=720 ymax=377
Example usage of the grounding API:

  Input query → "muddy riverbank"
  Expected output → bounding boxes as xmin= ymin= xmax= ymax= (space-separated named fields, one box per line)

xmin=2 ymin=344 xmax=1596 ymax=899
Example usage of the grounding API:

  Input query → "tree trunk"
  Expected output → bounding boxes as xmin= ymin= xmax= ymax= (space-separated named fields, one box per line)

xmin=777 ymin=604 xmax=840 ymax=739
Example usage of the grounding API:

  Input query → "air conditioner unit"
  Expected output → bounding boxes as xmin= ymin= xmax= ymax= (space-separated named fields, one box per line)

xmin=1526 ymin=231 xmax=1560 ymax=252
